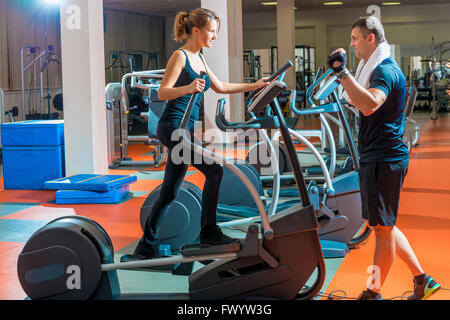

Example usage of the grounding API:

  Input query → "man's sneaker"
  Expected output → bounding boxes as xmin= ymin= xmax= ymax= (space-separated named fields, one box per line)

xmin=408 ymin=275 xmax=441 ymax=300
xmin=200 ymin=226 xmax=241 ymax=246
xmin=358 ymin=289 xmax=383 ymax=300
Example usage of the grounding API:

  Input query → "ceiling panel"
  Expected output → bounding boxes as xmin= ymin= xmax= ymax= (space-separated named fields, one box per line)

xmin=244 ymin=0 xmax=450 ymax=13
xmin=103 ymin=0 xmax=450 ymax=17
xmin=103 ymin=0 xmax=200 ymax=16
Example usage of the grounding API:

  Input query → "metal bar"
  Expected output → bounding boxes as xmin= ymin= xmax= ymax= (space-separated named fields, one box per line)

xmin=218 ymin=216 xmax=261 ymax=228
xmin=23 ymin=51 xmax=46 ymax=72
xmin=119 ymin=160 xmax=156 ymax=166
xmin=20 ymin=47 xmax=26 ymax=120
xmin=288 ymin=128 xmax=334 ymax=193
xmin=318 ymin=114 xmax=336 ymax=179
xmin=128 ymin=135 xmax=149 ymax=142
xmin=181 ymin=131 xmax=274 ymax=240
xmin=40 ymin=56 xmax=45 ymax=115
xmin=271 ymin=99 xmax=311 ymax=207
xmin=0 ymin=88 xmax=5 ymax=124
xmin=332 ymin=91 xmax=360 ymax=170
xmin=101 ymin=253 xmax=237 ymax=272
xmin=133 ymin=84 xmax=160 ymax=90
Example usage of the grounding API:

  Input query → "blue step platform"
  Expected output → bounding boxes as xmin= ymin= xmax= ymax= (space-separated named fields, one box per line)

xmin=45 ymin=174 xmax=137 ymax=204
xmin=44 ymin=174 xmax=137 ymax=192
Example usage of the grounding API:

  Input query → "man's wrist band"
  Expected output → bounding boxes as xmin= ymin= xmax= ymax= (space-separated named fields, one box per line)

xmin=336 ymin=68 xmax=350 ymax=79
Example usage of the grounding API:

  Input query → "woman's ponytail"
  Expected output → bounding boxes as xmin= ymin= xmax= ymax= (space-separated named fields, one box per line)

xmin=173 ymin=11 xmax=190 ymax=42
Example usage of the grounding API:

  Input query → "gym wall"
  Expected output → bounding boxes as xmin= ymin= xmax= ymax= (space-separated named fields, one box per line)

xmin=0 ymin=0 xmax=62 ymax=91
xmin=0 ymin=0 xmax=165 ymax=122
xmin=241 ymin=3 xmax=450 ymax=73
xmin=104 ymin=9 xmax=165 ymax=83
xmin=0 ymin=0 xmax=62 ymax=121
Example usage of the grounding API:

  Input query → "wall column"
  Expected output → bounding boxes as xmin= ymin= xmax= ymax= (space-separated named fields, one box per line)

xmin=316 ymin=23 xmax=328 ymax=70
xmin=200 ymin=0 xmax=243 ymax=144
xmin=60 ymin=0 xmax=108 ymax=175
xmin=277 ymin=0 xmax=296 ymax=90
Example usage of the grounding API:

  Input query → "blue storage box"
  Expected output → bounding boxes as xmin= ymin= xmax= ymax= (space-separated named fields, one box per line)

xmin=2 ymin=145 xmax=66 ymax=190
xmin=55 ymin=184 xmax=130 ymax=204
xmin=44 ymin=174 xmax=137 ymax=192
xmin=1 ymin=120 xmax=64 ymax=146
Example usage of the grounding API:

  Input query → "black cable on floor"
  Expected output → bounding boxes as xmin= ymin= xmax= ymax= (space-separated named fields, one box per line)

xmin=316 ymin=286 xmax=448 ymax=300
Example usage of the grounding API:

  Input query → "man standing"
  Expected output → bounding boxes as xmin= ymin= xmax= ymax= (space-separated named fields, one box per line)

xmin=327 ymin=16 xmax=440 ymax=300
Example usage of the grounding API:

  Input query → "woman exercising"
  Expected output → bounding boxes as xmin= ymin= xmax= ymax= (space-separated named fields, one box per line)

xmin=133 ymin=8 xmax=268 ymax=259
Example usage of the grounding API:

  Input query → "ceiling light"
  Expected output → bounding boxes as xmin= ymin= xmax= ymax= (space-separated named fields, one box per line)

xmin=323 ymin=2 xmax=344 ymax=5
xmin=43 ymin=0 xmax=60 ymax=4
xmin=382 ymin=2 xmax=401 ymax=5
xmin=261 ymin=2 xmax=298 ymax=9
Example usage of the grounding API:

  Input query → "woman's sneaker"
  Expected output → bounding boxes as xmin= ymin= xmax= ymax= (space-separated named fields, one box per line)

xmin=408 ymin=275 xmax=441 ymax=300
xmin=200 ymin=226 xmax=241 ymax=246
xmin=131 ymin=238 xmax=163 ymax=259
xmin=358 ymin=289 xmax=383 ymax=300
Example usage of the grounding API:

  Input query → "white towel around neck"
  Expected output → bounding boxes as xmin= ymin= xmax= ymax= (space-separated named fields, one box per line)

xmin=343 ymin=41 xmax=391 ymax=103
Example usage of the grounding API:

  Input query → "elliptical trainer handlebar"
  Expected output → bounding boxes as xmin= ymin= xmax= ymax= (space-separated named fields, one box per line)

xmin=215 ymin=99 xmax=262 ymax=130
xmin=314 ymin=67 xmax=325 ymax=83
xmin=244 ymin=60 xmax=294 ymax=110
xmin=180 ymin=71 xmax=207 ymax=130
xmin=306 ymin=69 xmax=334 ymax=108
xmin=267 ymin=60 xmax=295 ymax=82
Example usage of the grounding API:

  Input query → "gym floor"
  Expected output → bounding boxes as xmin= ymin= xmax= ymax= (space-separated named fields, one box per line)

xmin=0 ymin=112 xmax=449 ymax=300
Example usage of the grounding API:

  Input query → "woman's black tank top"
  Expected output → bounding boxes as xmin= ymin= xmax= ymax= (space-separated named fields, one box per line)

xmin=159 ymin=49 xmax=211 ymax=130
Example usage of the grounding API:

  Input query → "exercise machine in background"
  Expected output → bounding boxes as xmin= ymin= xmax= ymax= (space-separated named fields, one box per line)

xmin=105 ymin=69 xmax=167 ymax=168
xmin=107 ymin=50 xmax=160 ymax=84
xmin=271 ymin=45 xmax=316 ymax=94
xmin=106 ymin=50 xmax=160 ymax=135
xmin=20 ymin=45 xmax=61 ymax=120
xmin=243 ymin=50 xmax=262 ymax=83
xmin=403 ymin=85 xmax=420 ymax=152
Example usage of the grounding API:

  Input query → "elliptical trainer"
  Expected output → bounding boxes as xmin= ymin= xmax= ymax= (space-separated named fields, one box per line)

xmin=17 ymin=62 xmax=326 ymax=300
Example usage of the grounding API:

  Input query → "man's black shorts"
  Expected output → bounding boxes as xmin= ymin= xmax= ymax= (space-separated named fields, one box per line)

xmin=358 ymin=159 xmax=409 ymax=227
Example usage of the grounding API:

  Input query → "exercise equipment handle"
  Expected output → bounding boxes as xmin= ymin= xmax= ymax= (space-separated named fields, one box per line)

xmin=268 ymin=60 xmax=294 ymax=82
xmin=215 ymin=99 xmax=262 ymax=130
xmin=245 ymin=60 xmax=294 ymax=110
xmin=314 ymin=67 xmax=325 ymax=83
xmin=306 ymin=69 xmax=334 ymax=107
xmin=179 ymin=71 xmax=207 ymax=130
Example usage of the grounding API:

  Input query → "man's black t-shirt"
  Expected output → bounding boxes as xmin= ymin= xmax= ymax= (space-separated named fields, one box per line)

xmin=358 ymin=57 xmax=409 ymax=163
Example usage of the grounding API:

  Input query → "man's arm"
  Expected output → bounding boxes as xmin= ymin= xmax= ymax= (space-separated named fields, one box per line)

xmin=339 ymin=74 xmax=387 ymax=116
xmin=328 ymin=48 xmax=387 ymax=116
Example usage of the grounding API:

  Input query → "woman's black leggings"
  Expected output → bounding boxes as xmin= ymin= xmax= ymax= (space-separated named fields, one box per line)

xmin=143 ymin=121 xmax=223 ymax=243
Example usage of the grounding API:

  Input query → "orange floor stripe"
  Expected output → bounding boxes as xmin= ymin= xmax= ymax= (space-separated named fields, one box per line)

xmin=52 ymin=197 xmax=148 ymax=251
xmin=0 ymin=274 xmax=27 ymax=300
xmin=0 ymin=182 xmax=56 ymax=203
xmin=0 ymin=242 xmax=27 ymax=300
xmin=1 ymin=205 xmax=77 ymax=221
